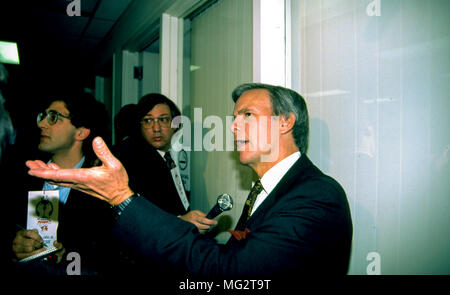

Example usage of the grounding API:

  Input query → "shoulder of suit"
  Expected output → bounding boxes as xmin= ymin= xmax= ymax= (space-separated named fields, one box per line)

xmin=281 ymin=156 xmax=347 ymax=203
xmin=111 ymin=136 xmax=137 ymax=156
xmin=112 ymin=136 xmax=161 ymax=161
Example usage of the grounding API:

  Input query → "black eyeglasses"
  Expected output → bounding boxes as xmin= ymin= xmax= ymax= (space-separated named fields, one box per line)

xmin=141 ymin=117 xmax=172 ymax=129
xmin=37 ymin=110 xmax=71 ymax=126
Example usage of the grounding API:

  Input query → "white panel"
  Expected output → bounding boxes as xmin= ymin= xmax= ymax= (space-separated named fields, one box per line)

xmin=291 ymin=0 xmax=450 ymax=274
xmin=254 ymin=0 xmax=286 ymax=86
xmin=169 ymin=15 xmax=179 ymax=101
xmin=161 ymin=12 xmax=188 ymax=110
xmin=160 ymin=13 xmax=172 ymax=100
xmin=190 ymin=0 xmax=253 ymax=243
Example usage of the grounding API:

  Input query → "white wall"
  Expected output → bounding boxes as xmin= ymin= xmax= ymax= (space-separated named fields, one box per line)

xmin=291 ymin=0 xmax=450 ymax=274
xmin=189 ymin=0 xmax=253 ymax=243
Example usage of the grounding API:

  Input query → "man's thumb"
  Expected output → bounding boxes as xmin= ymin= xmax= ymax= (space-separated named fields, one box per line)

xmin=92 ymin=137 xmax=120 ymax=169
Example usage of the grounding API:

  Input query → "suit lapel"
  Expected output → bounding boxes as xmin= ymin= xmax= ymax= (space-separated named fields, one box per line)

xmin=244 ymin=154 xmax=319 ymax=228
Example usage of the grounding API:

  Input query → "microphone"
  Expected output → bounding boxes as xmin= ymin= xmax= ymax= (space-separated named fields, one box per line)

xmin=206 ymin=194 xmax=233 ymax=219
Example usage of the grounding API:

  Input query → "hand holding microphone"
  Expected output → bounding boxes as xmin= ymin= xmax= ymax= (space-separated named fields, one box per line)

xmin=180 ymin=194 xmax=233 ymax=234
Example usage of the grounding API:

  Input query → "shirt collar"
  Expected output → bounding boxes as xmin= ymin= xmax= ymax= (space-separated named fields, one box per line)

xmin=74 ymin=156 xmax=85 ymax=169
xmin=157 ymin=149 xmax=171 ymax=159
xmin=46 ymin=156 xmax=85 ymax=169
xmin=44 ymin=156 xmax=85 ymax=190
xmin=260 ymin=151 xmax=301 ymax=195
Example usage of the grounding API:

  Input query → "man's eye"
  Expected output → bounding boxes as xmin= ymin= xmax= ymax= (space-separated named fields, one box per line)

xmin=160 ymin=118 xmax=169 ymax=123
xmin=245 ymin=112 xmax=252 ymax=117
xmin=49 ymin=113 xmax=58 ymax=123
xmin=144 ymin=118 xmax=152 ymax=123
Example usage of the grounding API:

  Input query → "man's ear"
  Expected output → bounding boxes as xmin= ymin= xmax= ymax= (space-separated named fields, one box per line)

xmin=279 ymin=113 xmax=296 ymax=134
xmin=75 ymin=127 xmax=91 ymax=141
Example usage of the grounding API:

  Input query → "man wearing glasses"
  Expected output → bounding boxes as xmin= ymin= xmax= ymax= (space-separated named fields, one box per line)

xmin=113 ymin=94 xmax=216 ymax=232
xmin=9 ymin=92 xmax=113 ymax=274
xmin=111 ymin=93 xmax=216 ymax=275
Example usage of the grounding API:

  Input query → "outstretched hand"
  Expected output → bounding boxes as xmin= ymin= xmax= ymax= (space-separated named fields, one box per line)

xmin=26 ymin=137 xmax=133 ymax=206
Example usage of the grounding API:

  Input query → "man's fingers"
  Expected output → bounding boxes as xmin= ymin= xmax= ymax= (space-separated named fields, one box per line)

xmin=180 ymin=210 xmax=218 ymax=227
xmin=13 ymin=230 xmax=45 ymax=258
xmin=22 ymin=229 xmax=43 ymax=243
xmin=53 ymin=240 xmax=63 ymax=249
xmin=190 ymin=210 xmax=217 ymax=226
xmin=28 ymin=167 xmax=80 ymax=183
xmin=195 ymin=211 xmax=207 ymax=217
xmin=92 ymin=137 xmax=122 ymax=170
xmin=48 ymin=163 xmax=60 ymax=170
xmin=25 ymin=160 xmax=48 ymax=170
xmin=198 ymin=217 xmax=218 ymax=226
xmin=27 ymin=165 xmax=111 ymax=202
xmin=15 ymin=247 xmax=47 ymax=260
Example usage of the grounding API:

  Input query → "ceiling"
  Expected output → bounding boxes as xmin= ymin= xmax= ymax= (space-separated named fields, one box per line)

xmin=0 ymin=0 xmax=133 ymax=84
xmin=31 ymin=0 xmax=132 ymax=58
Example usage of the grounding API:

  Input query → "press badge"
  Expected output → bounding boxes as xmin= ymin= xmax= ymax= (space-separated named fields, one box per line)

xmin=170 ymin=166 xmax=190 ymax=211
xmin=27 ymin=190 xmax=59 ymax=248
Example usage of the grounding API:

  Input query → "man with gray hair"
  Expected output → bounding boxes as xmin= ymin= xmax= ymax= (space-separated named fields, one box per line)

xmin=26 ymin=83 xmax=353 ymax=276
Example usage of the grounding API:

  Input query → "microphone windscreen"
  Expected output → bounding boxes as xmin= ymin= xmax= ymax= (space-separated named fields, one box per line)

xmin=206 ymin=194 xmax=233 ymax=219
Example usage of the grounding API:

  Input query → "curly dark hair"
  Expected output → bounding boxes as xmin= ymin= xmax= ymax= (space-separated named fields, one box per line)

xmin=44 ymin=90 xmax=110 ymax=165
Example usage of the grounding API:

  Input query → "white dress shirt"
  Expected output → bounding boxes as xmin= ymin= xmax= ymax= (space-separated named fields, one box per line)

xmin=250 ymin=151 xmax=301 ymax=216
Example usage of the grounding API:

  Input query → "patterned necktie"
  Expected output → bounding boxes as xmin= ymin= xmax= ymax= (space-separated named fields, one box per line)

xmin=164 ymin=152 xmax=176 ymax=169
xmin=234 ymin=180 xmax=264 ymax=231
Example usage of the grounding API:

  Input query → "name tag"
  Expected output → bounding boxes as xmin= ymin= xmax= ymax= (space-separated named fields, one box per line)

xmin=27 ymin=190 xmax=59 ymax=248
xmin=170 ymin=166 xmax=190 ymax=211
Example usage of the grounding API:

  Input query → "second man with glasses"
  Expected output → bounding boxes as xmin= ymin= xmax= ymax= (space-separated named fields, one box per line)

xmin=111 ymin=93 xmax=216 ymax=274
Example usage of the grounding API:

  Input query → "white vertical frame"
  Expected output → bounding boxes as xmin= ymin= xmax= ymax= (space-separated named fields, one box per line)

xmin=253 ymin=0 xmax=262 ymax=83
xmin=161 ymin=5 xmax=194 ymax=193
xmin=161 ymin=13 xmax=184 ymax=108
xmin=285 ymin=0 xmax=292 ymax=88
xmin=253 ymin=0 xmax=287 ymax=86
xmin=161 ymin=0 xmax=205 ymax=110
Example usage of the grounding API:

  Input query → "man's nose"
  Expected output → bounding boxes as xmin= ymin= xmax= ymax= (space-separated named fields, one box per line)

xmin=152 ymin=120 xmax=161 ymax=131
xmin=37 ymin=117 xmax=48 ymax=129
xmin=229 ymin=117 xmax=238 ymax=134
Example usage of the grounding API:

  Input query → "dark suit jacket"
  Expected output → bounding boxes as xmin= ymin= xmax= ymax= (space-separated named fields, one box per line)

xmin=8 ymin=159 xmax=114 ymax=274
xmin=112 ymin=136 xmax=188 ymax=216
xmin=113 ymin=154 xmax=353 ymax=276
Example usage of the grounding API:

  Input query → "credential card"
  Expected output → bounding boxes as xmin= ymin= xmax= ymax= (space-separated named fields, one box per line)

xmin=27 ymin=190 xmax=59 ymax=248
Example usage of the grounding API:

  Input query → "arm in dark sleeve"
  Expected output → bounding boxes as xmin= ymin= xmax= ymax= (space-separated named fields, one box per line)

xmin=113 ymin=183 xmax=352 ymax=276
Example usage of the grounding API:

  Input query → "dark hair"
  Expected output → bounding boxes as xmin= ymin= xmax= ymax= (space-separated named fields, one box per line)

xmin=46 ymin=91 xmax=110 ymax=165
xmin=136 ymin=93 xmax=181 ymax=130
xmin=232 ymin=83 xmax=309 ymax=154
xmin=114 ymin=104 xmax=137 ymax=142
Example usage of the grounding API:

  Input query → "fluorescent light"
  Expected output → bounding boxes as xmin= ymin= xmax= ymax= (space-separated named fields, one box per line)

xmin=0 ymin=41 xmax=20 ymax=65
xmin=190 ymin=65 xmax=201 ymax=72
xmin=305 ymin=89 xmax=349 ymax=98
